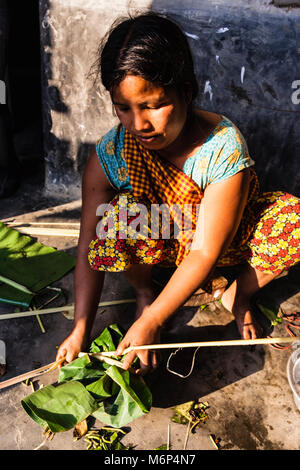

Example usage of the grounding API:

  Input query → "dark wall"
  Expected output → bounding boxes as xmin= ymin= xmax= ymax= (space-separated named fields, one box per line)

xmin=38 ymin=0 xmax=300 ymax=199
xmin=7 ymin=0 xmax=43 ymax=163
xmin=151 ymin=1 xmax=300 ymax=196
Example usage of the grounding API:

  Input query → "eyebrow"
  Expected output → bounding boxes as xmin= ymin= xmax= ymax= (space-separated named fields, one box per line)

xmin=112 ymin=101 xmax=128 ymax=106
xmin=112 ymin=98 xmax=167 ymax=106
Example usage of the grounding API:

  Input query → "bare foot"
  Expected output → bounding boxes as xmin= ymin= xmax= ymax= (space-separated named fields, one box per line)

xmin=221 ymin=291 xmax=263 ymax=339
xmin=233 ymin=306 xmax=263 ymax=340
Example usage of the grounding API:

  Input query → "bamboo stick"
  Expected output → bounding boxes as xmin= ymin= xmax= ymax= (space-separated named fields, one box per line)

xmin=0 ymin=350 xmax=132 ymax=391
xmin=7 ymin=227 xmax=80 ymax=237
xmin=7 ymin=221 xmax=80 ymax=227
xmin=35 ymin=313 xmax=46 ymax=333
xmin=31 ymin=306 xmax=46 ymax=334
xmin=78 ymin=352 xmax=128 ymax=370
xmin=0 ymin=299 xmax=136 ymax=320
xmin=2 ymin=337 xmax=298 ymax=391
xmin=99 ymin=336 xmax=300 ymax=357
xmin=0 ymin=357 xmax=65 ymax=390
xmin=0 ymin=274 xmax=33 ymax=294
xmin=183 ymin=420 xmax=191 ymax=450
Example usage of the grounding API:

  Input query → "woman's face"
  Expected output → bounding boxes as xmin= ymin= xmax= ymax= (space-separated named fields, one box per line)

xmin=111 ymin=75 xmax=190 ymax=152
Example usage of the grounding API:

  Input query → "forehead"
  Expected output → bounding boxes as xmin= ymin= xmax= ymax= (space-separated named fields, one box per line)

xmin=112 ymin=75 xmax=169 ymax=103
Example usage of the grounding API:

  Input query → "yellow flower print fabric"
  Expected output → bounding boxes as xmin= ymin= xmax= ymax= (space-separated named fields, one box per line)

xmin=92 ymin=117 xmax=300 ymax=276
xmin=88 ymin=192 xmax=178 ymax=272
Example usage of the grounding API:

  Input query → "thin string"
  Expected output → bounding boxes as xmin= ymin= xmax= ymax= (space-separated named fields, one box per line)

xmin=166 ymin=346 xmax=200 ymax=378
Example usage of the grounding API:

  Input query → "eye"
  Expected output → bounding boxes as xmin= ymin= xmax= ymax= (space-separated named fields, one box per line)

xmin=116 ymin=105 xmax=129 ymax=112
xmin=144 ymin=102 xmax=168 ymax=110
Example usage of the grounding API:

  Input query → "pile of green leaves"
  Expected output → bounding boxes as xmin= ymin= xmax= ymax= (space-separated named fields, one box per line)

xmin=172 ymin=400 xmax=209 ymax=432
xmin=83 ymin=427 xmax=131 ymax=450
xmin=0 ymin=221 xmax=75 ymax=307
xmin=21 ymin=324 xmax=152 ymax=432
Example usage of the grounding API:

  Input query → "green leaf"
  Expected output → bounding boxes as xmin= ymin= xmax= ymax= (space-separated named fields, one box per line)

xmin=89 ymin=324 xmax=124 ymax=354
xmin=86 ymin=374 xmax=113 ymax=400
xmin=21 ymin=381 xmax=99 ymax=432
xmin=0 ymin=222 xmax=75 ymax=307
xmin=257 ymin=303 xmax=283 ymax=326
xmin=92 ymin=366 xmax=152 ymax=427
xmin=85 ymin=428 xmax=130 ymax=450
xmin=22 ymin=325 xmax=152 ymax=431
xmin=58 ymin=355 xmax=105 ymax=383
xmin=107 ymin=366 xmax=152 ymax=414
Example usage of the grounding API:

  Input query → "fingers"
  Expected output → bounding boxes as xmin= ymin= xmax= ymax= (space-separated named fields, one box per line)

xmin=56 ymin=342 xmax=79 ymax=367
xmin=242 ymin=322 xmax=263 ymax=340
xmin=56 ymin=347 xmax=67 ymax=367
xmin=115 ymin=338 xmax=128 ymax=357
xmin=121 ymin=349 xmax=151 ymax=375
xmin=151 ymin=350 xmax=160 ymax=370
xmin=114 ymin=320 xmax=161 ymax=376
xmin=119 ymin=347 xmax=159 ymax=376
xmin=237 ymin=309 xmax=263 ymax=340
xmin=122 ymin=350 xmax=137 ymax=370
xmin=56 ymin=347 xmax=64 ymax=362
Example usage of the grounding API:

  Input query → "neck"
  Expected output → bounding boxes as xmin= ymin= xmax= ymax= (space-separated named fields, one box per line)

xmin=156 ymin=109 xmax=201 ymax=160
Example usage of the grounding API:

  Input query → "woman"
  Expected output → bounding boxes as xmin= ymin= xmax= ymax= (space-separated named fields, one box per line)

xmin=56 ymin=13 xmax=300 ymax=375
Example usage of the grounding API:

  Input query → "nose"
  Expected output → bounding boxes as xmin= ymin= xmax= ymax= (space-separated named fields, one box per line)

xmin=132 ymin=110 xmax=152 ymax=133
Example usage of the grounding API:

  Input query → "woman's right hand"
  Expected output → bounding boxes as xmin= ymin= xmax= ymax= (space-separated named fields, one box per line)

xmin=56 ymin=328 xmax=88 ymax=367
xmin=115 ymin=307 xmax=162 ymax=375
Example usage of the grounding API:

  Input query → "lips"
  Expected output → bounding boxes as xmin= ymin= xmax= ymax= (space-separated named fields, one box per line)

xmin=135 ymin=134 xmax=160 ymax=144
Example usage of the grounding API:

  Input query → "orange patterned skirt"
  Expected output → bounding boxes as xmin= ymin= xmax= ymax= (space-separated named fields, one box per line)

xmin=88 ymin=191 xmax=300 ymax=276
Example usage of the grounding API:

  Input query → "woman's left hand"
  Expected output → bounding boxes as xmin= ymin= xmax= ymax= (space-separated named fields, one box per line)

xmin=115 ymin=308 xmax=161 ymax=375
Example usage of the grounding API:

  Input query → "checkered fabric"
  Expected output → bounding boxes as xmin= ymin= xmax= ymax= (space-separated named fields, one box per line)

xmin=124 ymin=130 xmax=260 ymax=266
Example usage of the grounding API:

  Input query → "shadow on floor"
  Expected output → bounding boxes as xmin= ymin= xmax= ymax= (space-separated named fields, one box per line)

xmin=146 ymin=316 xmax=265 ymax=408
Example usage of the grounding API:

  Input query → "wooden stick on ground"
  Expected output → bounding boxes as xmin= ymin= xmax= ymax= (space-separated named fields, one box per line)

xmin=0 ymin=357 xmax=66 ymax=390
xmin=183 ymin=420 xmax=191 ymax=450
xmin=3 ymin=227 xmax=80 ymax=237
xmin=0 ymin=350 xmax=133 ymax=391
xmin=2 ymin=337 xmax=298 ymax=391
xmin=7 ymin=221 xmax=80 ymax=227
xmin=0 ymin=299 xmax=136 ymax=321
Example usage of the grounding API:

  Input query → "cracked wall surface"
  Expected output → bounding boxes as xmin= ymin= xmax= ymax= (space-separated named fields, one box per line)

xmin=39 ymin=0 xmax=300 ymax=199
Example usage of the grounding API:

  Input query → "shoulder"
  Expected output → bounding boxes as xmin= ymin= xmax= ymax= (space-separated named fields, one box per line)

xmin=194 ymin=109 xmax=244 ymax=143
xmin=96 ymin=124 xmax=125 ymax=158
xmin=206 ymin=114 xmax=244 ymax=144
xmin=208 ymin=117 xmax=255 ymax=184
xmin=95 ymin=124 xmax=130 ymax=190
xmin=189 ymin=112 xmax=255 ymax=188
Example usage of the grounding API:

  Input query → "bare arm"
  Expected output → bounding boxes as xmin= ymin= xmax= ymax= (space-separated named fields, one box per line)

xmin=56 ymin=148 xmax=116 ymax=363
xmin=116 ymin=168 xmax=251 ymax=372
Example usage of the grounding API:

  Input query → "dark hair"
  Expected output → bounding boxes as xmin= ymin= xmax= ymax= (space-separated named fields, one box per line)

xmin=92 ymin=12 xmax=199 ymax=100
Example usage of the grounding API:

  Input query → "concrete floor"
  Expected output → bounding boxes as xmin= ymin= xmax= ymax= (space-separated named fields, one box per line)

xmin=0 ymin=173 xmax=299 ymax=451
